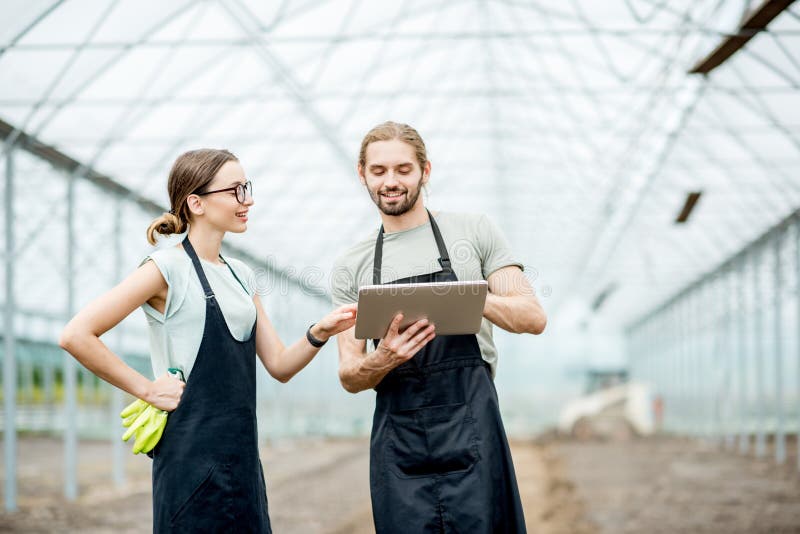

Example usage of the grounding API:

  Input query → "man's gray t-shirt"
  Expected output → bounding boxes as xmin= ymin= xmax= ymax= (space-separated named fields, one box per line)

xmin=330 ymin=211 xmax=523 ymax=377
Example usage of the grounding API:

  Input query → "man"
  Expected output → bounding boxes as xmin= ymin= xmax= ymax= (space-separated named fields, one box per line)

xmin=331 ymin=121 xmax=546 ymax=533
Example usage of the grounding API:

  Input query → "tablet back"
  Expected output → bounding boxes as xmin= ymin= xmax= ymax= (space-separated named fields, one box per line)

xmin=354 ymin=280 xmax=488 ymax=340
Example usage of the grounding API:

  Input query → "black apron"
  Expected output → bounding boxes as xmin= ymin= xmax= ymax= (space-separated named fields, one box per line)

xmin=369 ymin=210 xmax=526 ymax=533
xmin=151 ymin=237 xmax=271 ymax=533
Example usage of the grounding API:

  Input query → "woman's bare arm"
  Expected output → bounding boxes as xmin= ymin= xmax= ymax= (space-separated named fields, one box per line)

xmin=59 ymin=260 xmax=184 ymax=410
xmin=253 ymin=295 xmax=357 ymax=383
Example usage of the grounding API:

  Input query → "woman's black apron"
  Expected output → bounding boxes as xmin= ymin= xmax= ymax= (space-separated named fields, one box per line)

xmin=370 ymin=210 xmax=526 ymax=533
xmin=151 ymin=237 xmax=271 ymax=533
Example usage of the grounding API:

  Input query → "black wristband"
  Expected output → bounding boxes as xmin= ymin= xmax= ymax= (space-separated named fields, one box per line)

xmin=306 ymin=323 xmax=327 ymax=348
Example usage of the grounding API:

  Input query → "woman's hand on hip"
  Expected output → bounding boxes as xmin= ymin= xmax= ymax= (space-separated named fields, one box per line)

xmin=145 ymin=373 xmax=185 ymax=411
xmin=314 ymin=303 xmax=358 ymax=341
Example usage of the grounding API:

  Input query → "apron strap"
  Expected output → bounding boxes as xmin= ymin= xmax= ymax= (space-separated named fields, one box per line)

xmin=181 ymin=237 xmax=215 ymax=300
xmin=219 ymin=255 xmax=249 ymax=295
xmin=373 ymin=227 xmax=384 ymax=286
xmin=372 ymin=209 xmax=451 ymax=285
xmin=427 ymin=209 xmax=452 ymax=272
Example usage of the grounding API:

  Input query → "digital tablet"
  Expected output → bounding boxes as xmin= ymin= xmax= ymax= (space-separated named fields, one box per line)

xmin=354 ymin=280 xmax=488 ymax=340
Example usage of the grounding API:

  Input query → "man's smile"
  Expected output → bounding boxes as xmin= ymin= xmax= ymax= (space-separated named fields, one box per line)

xmin=381 ymin=190 xmax=405 ymax=200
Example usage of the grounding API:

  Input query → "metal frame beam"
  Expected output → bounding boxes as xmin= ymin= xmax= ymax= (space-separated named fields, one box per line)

xmin=689 ymin=0 xmax=796 ymax=74
xmin=0 ymin=0 xmax=66 ymax=61
xmin=7 ymin=28 xmax=770 ymax=53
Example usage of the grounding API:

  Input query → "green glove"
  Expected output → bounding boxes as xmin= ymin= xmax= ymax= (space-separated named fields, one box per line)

xmin=120 ymin=398 xmax=148 ymax=425
xmin=120 ymin=401 xmax=168 ymax=455
xmin=120 ymin=369 xmax=183 ymax=455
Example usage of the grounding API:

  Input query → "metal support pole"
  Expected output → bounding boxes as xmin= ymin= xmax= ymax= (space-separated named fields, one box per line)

xmin=44 ymin=359 xmax=54 ymax=405
xmin=716 ymin=274 xmax=726 ymax=444
xmin=796 ymin=220 xmax=800 ymax=472
xmin=698 ymin=285 xmax=705 ymax=438
xmin=677 ymin=301 xmax=682 ymax=434
xmin=64 ymin=172 xmax=78 ymax=500
xmin=754 ymin=247 xmax=766 ymax=458
xmin=656 ymin=314 xmax=664 ymax=433
xmin=679 ymin=293 xmax=694 ymax=435
xmin=4 ymin=142 xmax=17 ymax=512
xmin=701 ymin=284 xmax=709 ymax=438
xmin=111 ymin=198 xmax=125 ymax=486
xmin=659 ymin=313 xmax=665 ymax=431
xmin=675 ymin=299 xmax=681 ymax=434
xmin=682 ymin=293 xmax=690 ymax=436
xmin=774 ymin=229 xmax=785 ymax=463
xmin=79 ymin=366 xmax=91 ymax=404
xmin=738 ymin=256 xmax=750 ymax=454
xmin=701 ymin=283 xmax=709 ymax=439
xmin=725 ymin=268 xmax=737 ymax=451
xmin=692 ymin=290 xmax=699 ymax=437
xmin=688 ymin=290 xmax=697 ymax=437
xmin=691 ymin=291 xmax=697 ymax=437
xmin=711 ymin=275 xmax=721 ymax=443
xmin=668 ymin=304 xmax=674 ymax=432
xmin=672 ymin=302 xmax=679 ymax=434
xmin=22 ymin=361 xmax=34 ymax=403
xmin=659 ymin=313 xmax=666 ymax=431
xmin=44 ymin=357 xmax=55 ymax=432
xmin=695 ymin=282 xmax=718 ymax=442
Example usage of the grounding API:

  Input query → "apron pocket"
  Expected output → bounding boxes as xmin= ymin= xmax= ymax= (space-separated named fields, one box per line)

xmin=170 ymin=462 xmax=233 ymax=528
xmin=388 ymin=402 xmax=479 ymax=478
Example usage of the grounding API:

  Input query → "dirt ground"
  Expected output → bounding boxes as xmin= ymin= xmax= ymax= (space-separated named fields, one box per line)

xmin=0 ymin=435 xmax=798 ymax=533
xmin=555 ymin=437 xmax=800 ymax=534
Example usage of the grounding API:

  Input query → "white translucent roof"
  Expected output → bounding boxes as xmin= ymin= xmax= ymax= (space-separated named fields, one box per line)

xmin=2 ymin=0 xmax=800 ymax=333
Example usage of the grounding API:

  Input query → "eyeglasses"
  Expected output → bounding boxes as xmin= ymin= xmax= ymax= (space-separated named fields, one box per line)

xmin=195 ymin=180 xmax=253 ymax=204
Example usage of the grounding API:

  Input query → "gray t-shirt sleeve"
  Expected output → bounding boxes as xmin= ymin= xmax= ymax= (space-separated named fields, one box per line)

xmin=139 ymin=248 xmax=181 ymax=321
xmin=476 ymin=214 xmax=524 ymax=278
xmin=330 ymin=256 xmax=359 ymax=307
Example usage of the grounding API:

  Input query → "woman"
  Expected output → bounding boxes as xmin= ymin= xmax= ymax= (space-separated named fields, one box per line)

xmin=59 ymin=148 xmax=356 ymax=532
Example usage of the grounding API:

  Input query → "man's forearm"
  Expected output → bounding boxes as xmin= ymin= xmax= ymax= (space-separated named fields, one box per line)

xmin=339 ymin=350 xmax=398 ymax=393
xmin=483 ymin=292 xmax=547 ymax=334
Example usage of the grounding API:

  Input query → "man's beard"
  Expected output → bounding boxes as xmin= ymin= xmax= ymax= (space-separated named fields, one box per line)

xmin=369 ymin=175 xmax=424 ymax=216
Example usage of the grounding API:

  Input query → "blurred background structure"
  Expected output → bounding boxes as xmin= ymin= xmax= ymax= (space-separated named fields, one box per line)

xmin=1 ymin=0 xmax=800 ymax=532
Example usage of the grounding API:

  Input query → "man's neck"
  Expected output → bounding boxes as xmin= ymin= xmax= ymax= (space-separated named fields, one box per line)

xmin=380 ymin=202 xmax=429 ymax=233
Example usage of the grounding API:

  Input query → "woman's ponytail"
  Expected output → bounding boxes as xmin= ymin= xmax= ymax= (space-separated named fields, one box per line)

xmin=146 ymin=212 xmax=187 ymax=245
